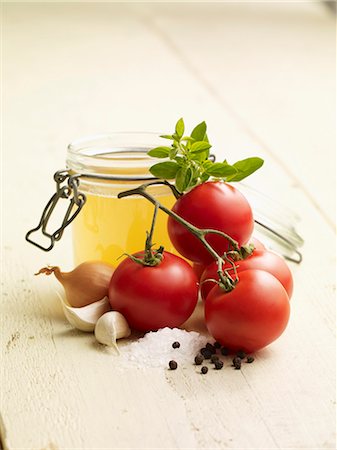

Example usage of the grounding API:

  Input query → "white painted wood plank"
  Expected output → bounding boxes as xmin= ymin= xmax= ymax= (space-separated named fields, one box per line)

xmin=2 ymin=3 xmax=335 ymax=450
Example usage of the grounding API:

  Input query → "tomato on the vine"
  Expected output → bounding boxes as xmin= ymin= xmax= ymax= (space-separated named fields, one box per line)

xmin=205 ymin=269 xmax=290 ymax=353
xmin=200 ymin=249 xmax=293 ymax=300
xmin=109 ymin=251 xmax=199 ymax=332
xmin=193 ymin=238 xmax=264 ymax=281
xmin=167 ymin=181 xmax=254 ymax=265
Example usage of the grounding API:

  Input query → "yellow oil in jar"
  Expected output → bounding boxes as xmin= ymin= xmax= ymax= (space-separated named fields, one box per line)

xmin=67 ymin=134 xmax=177 ymax=265
xmin=72 ymin=190 xmax=175 ymax=265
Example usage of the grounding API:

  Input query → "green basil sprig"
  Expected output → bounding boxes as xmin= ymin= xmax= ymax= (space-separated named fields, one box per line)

xmin=148 ymin=118 xmax=264 ymax=193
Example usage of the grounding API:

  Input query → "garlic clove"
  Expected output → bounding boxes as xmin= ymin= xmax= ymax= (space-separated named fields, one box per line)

xmin=94 ymin=311 xmax=131 ymax=352
xmin=57 ymin=293 xmax=111 ymax=332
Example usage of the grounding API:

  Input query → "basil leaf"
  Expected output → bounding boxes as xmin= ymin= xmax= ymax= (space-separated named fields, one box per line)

xmin=175 ymin=156 xmax=185 ymax=165
xmin=175 ymin=118 xmax=185 ymax=139
xmin=226 ymin=157 xmax=264 ymax=182
xmin=202 ymin=160 xmax=213 ymax=170
xmin=147 ymin=147 xmax=171 ymax=158
xmin=149 ymin=161 xmax=180 ymax=179
xmin=190 ymin=151 xmax=209 ymax=162
xmin=160 ymin=134 xmax=174 ymax=140
xmin=200 ymin=173 xmax=210 ymax=183
xmin=191 ymin=121 xmax=207 ymax=141
xmin=190 ymin=141 xmax=212 ymax=154
xmin=176 ymin=166 xmax=192 ymax=192
xmin=169 ymin=147 xmax=178 ymax=159
xmin=205 ymin=162 xmax=237 ymax=177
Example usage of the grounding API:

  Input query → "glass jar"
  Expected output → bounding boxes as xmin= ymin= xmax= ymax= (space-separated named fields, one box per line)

xmin=26 ymin=133 xmax=303 ymax=264
xmin=66 ymin=133 xmax=176 ymax=265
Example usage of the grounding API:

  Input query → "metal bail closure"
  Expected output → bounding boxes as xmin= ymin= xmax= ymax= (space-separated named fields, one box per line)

xmin=25 ymin=170 xmax=86 ymax=251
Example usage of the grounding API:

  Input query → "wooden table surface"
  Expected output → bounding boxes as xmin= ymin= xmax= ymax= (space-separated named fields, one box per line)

xmin=1 ymin=2 xmax=336 ymax=449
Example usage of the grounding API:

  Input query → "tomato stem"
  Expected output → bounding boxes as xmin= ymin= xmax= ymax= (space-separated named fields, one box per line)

xmin=146 ymin=203 xmax=158 ymax=251
xmin=143 ymin=203 xmax=164 ymax=265
xmin=142 ymin=180 xmax=182 ymax=199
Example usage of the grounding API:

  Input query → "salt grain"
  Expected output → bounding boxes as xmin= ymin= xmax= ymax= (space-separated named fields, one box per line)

xmin=118 ymin=327 xmax=209 ymax=368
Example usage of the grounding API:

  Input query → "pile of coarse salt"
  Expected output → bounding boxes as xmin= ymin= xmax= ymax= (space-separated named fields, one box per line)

xmin=118 ymin=327 xmax=209 ymax=368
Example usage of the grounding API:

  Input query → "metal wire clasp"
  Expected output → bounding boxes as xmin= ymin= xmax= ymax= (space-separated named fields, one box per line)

xmin=25 ymin=170 xmax=86 ymax=251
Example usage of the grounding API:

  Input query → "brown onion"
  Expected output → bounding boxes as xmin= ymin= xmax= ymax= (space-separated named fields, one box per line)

xmin=35 ymin=261 xmax=115 ymax=308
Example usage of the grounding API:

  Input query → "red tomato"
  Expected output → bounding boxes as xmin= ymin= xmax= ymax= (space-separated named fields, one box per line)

xmin=200 ymin=249 xmax=293 ymax=300
xmin=205 ymin=270 xmax=290 ymax=353
xmin=168 ymin=182 xmax=254 ymax=265
xmin=192 ymin=262 xmax=207 ymax=280
xmin=109 ymin=251 xmax=199 ymax=332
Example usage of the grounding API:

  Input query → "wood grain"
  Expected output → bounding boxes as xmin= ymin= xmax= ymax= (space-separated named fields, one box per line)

xmin=1 ymin=3 xmax=335 ymax=449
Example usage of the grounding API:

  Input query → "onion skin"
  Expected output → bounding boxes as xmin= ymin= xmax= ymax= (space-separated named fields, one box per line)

xmin=35 ymin=261 xmax=115 ymax=308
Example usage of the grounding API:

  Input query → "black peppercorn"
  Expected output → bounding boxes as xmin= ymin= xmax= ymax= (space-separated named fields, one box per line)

xmin=236 ymin=350 xmax=246 ymax=359
xmin=210 ymin=354 xmax=219 ymax=363
xmin=214 ymin=360 xmax=224 ymax=370
xmin=172 ymin=341 xmax=180 ymax=349
xmin=169 ymin=360 xmax=178 ymax=370
xmin=246 ymin=356 xmax=255 ymax=364
xmin=206 ymin=343 xmax=216 ymax=354
xmin=201 ymin=366 xmax=208 ymax=374
xmin=200 ymin=348 xmax=212 ymax=359
xmin=232 ymin=357 xmax=241 ymax=370
xmin=194 ymin=353 xmax=204 ymax=365
xmin=214 ymin=341 xmax=221 ymax=349
xmin=220 ymin=347 xmax=229 ymax=356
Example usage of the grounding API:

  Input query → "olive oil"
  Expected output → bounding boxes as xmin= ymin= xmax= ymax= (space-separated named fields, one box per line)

xmin=72 ymin=190 xmax=175 ymax=265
